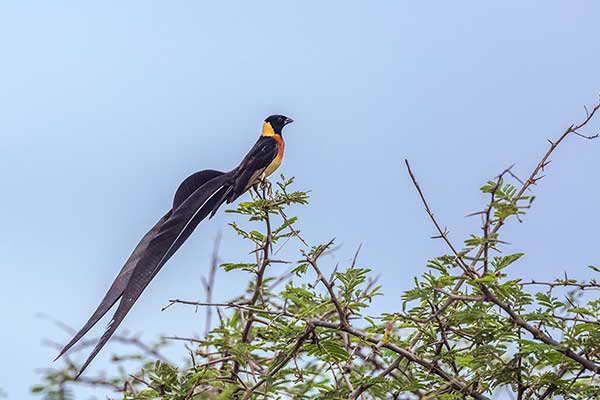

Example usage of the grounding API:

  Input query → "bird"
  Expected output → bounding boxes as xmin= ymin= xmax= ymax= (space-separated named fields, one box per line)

xmin=55 ymin=114 xmax=294 ymax=376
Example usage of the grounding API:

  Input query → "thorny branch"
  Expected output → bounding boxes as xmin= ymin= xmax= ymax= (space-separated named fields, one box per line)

xmin=232 ymin=186 xmax=274 ymax=379
xmin=404 ymin=97 xmax=600 ymax=377
xmin=39 ymin=96 xmax=600 ymax=399
xmin=407 ymin=157 xmax=600 ymax=372
xmin=202 ymin=233 xmax=221 ymax=337
xmin=303 ymin=239 xmax=350 ymax=328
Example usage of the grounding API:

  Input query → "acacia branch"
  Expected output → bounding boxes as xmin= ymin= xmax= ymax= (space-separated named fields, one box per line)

xmin=164 ymin=299 xmax=284 ymax=316
xmin=479 ymin=285 xmax=600 ymax=372
xmin=407 ymin=157 xmax=600 ymax=373
xmin=405 ymin=160 xmax=478 ymax=279
xmin=404 ymin=96 xmax=600 ymax=340
xmin=521 ymin=280 xmax=600 ymax=290
xmin=406 ymin=165 xmax=600 ymax=372
xmin=232 ymin=186 xmax=274 ymax=379
xmin=241 ymin=323 xmax=313 ymax=400
xmin=303 ymin=239 xmax=349 ymax=328
xmin=202 ymin=234 xmax=221 ymax=338
xmin=313 ymin=320 xmax=490 ymax=400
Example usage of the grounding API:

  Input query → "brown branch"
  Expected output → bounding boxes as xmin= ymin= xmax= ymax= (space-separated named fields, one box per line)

xmin=303 ymin=239 xmax=349 ymax=327
xmin=403 ymin=96 xmax=600 ymax=345
xmin=279 ymin=208 xmax=309 ymax=247
xmin=241 ymin=323 xmax=313 ymax=400
xmin=405 ymin=160 xmax=478 ymax=279
xmin=517 ymin=96 xmax=600 ymax=199
xmin=195 ymin=356 xmax=235 ymax=369
xmin=401 ymin=97 xmax=600 ymax=386
xmin=232 ymin=186 xmax=275 ymax=380
xmin=479 ymin=285 xmax=600 ymax=373
xmin=350 ymin=356 xmax=404 ymax=399
xmin=312 ymin=319 xmax=490 ymax=400
xmin=407 ymin=158 xmax=600 ymax=373
xmin=433 ymin=288 xmax=486 ymax=302
xmin=164 ymin=299 xmax=284 ymax=316
xmin=521 ymin=280 xmax=600 ymax=290
xmin=482 ymin=167 xmax=511 ymax=272
xmin=522 ymin=360 xmax=572 ymax=399
xmin=162 ymin=335 xmax=204 ymax=344
xmin=202 ymin=233 xmax=221 ymax=338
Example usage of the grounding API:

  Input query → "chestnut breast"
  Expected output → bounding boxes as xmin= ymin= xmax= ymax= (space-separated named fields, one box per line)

xmin=263 ymin=134 xmax=284 ymax=177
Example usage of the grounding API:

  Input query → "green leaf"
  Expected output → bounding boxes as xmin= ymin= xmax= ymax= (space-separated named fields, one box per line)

xmin=220 ymin=262 xmax=257 ymax=272
xmin=493 ymin=253 xmax=525 ymax=271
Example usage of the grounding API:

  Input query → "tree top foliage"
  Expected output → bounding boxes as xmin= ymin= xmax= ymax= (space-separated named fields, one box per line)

xmin=35 ymin=96 xmax=600 ymax=400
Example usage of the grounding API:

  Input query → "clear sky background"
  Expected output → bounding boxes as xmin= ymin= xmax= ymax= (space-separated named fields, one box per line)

xmin=1 ymin=1 xmax=599 ymax=399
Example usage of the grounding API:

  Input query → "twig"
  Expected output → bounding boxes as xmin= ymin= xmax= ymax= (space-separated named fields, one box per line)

xmin=164 ymin=299 xmax=284 ymax=315
xmin=521 ymin=280 xmax=600 ymax=290
xmin=303 ymin=239 xmax=349 ymax=327
xmin=433 ymin=288 xmax=486 ymax=302
xmin=241 ymin=323 xmax=314 ymax=400
xmin=202 ymin=233 xmax=221 ymax=338
xmin=405 ymin=96 xmax=600 ymax=340
xmin=480 ymin=285 xmax=600 ymax=372
xmin=407 ymin=158 xmax=600 ymax=373
xmin=233 ymin=186 xmax=274 ymax=380
xmin=350 ymin=351 xmax=404 ymax=399
xmin=405 ymin=160 xmax=478 ymax=279
xmin=279 ymin=208 xmax=309 ymax=247
xmin=313 ymin=319 xmax=489 ymax=400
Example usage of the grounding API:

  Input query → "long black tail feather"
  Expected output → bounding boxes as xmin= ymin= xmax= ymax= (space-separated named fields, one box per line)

xmin=54 ymin=211 xmax=171 ymax=361
xmin=173 ymin=169 xmax=224 ymax=210
xmin=74 ymin=172 xmax=234 ymax=376
xmin=56 ymin=169 xmax=235 ymax=375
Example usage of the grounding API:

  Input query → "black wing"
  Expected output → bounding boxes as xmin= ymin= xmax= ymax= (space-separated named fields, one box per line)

xmin=229 ymin=136 xmax=279 ymax=201
xmin=206 ymin=136 xmax=279 ymax=218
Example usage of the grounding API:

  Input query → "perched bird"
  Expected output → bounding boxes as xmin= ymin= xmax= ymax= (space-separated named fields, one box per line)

xmin=55 ymin=114 xmax=294 ymax=376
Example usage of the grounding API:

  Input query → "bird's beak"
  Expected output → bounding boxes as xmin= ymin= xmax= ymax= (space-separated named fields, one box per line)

xmin=284 ymin=117 xmax=294 ymax=126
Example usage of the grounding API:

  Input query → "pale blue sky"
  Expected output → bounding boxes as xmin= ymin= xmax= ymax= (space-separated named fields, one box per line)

xmin=1 ymin=1 xmax=599 ymax=398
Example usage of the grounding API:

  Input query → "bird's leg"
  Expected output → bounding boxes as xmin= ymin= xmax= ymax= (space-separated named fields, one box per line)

xmin=252 ymin=183 xmax=261 ymax=198
xmin=260 ymin=177 xmax=273 ymax=198
xmin=263 ymin=178 xmax=273 ymax=197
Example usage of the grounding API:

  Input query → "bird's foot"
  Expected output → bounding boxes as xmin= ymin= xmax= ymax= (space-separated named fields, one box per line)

xmin=259 ymin=177 xmax=273 ymax=197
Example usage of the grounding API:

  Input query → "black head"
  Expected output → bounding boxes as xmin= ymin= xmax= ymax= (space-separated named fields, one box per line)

xmin=264 ymin=114 xmax=294 ymax=135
